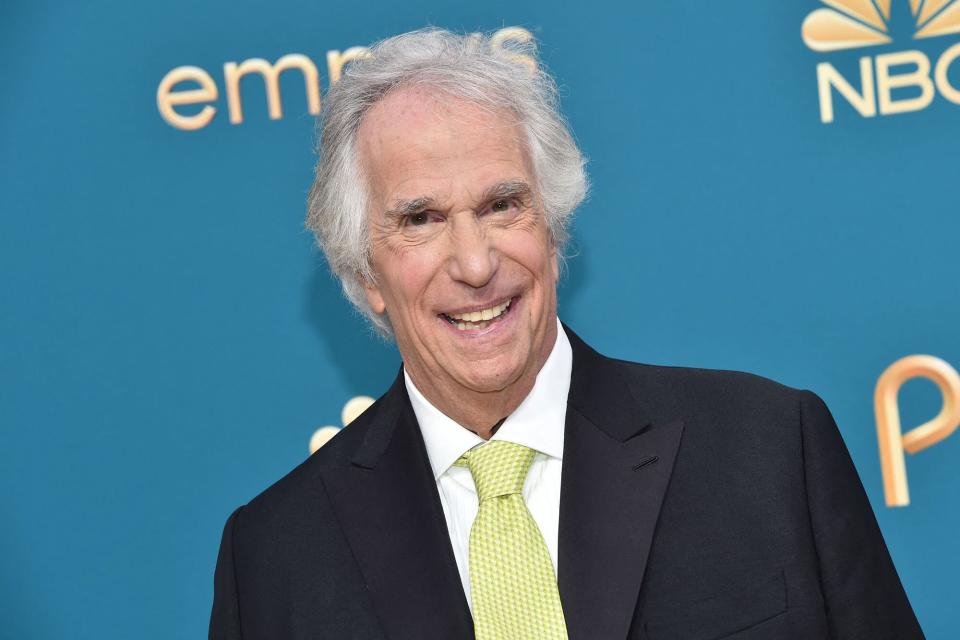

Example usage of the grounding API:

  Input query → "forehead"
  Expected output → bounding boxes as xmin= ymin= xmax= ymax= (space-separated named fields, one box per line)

xmin=357 ymin=87 xmax=532 ymax=204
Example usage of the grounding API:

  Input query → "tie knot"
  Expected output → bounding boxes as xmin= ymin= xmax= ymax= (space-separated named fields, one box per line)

xmin=456 ymin=441 xmax=536 ymax=502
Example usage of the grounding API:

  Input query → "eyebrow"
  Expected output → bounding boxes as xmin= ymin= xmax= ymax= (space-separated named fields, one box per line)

xmin=482 ymin=179 xmax=533 ymax=204
xmin=382 ymin=180 xmax=533 ymax=220
xmin=383 ymin=196 xmax=437 ymax=221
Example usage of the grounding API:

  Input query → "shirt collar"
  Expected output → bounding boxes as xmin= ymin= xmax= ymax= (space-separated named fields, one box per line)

xmin=405 ymin=318 xmax=572 ymax=480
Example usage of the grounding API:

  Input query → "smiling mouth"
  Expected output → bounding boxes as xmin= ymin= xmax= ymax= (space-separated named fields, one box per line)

xmin=440 ymin=298 xmax=514 ymax=331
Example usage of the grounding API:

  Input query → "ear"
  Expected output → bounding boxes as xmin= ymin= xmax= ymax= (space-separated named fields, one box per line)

xmin=363 ymin=277 xmax=387 ymax=315
xmin=549 ymin=237 xmax=560 ymax=283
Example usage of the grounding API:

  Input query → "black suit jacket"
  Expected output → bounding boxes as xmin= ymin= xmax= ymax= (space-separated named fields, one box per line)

xmin=210 ymin=327 xmax=923 ymax=639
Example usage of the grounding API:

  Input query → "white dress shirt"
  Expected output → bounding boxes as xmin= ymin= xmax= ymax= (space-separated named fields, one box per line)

xmin=404 ymin=318 xmax=572 ymax=609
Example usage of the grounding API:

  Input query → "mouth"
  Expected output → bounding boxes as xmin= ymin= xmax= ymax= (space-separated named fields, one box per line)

xmin=439 ymin=297 xmax=516 ymax=331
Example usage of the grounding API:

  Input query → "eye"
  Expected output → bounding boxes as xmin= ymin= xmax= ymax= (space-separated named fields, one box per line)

xmin=406 ymin=212 xmax=430 ymax=226
xmin=490 ymin=199 xmax=515 ymax=213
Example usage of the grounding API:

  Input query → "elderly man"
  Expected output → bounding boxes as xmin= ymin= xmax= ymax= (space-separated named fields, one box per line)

xmin=209 ymin=29 xmax=923 ymax=640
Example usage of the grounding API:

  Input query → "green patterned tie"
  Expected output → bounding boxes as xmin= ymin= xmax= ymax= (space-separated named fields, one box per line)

xmin=456 ymin=441 xmax=568 ymax=639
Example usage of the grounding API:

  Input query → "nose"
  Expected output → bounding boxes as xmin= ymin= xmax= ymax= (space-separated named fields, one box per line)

xmin=445 ymin=212 xmax=499 ymax=288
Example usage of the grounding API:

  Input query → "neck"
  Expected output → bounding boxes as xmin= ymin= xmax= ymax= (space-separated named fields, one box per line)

xmin=444 ymin=377 xmax=537 ymax=440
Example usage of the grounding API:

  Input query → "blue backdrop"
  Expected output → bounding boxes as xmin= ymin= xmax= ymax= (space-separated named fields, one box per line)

xmin=2 ymin=1 xmax=958 ymax=637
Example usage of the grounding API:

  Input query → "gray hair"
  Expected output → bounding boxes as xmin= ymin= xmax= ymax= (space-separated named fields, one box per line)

xmin=305 ymin=27 xmax=587 ymax=336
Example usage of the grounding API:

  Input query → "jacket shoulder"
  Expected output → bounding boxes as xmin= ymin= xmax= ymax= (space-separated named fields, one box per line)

xmin=232 ymin=390 xmax=391 ymax=529
xmin=615 ymin=357 xmax=803 ymax=401
xmin=564 ymin=324 xmax=809 ymax=419
xmin=605 ymin=356 xmax=813 ymax=439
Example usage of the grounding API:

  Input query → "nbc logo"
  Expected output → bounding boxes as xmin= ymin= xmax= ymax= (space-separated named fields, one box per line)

xmin=801 ymin=0 xmax=960 ymax=122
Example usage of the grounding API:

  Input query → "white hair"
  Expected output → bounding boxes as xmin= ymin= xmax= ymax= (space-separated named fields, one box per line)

xmin=305 ymin=27 xmax=588 ymax=336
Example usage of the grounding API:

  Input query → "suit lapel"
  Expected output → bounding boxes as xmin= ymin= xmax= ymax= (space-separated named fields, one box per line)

xmin=319 ymin=374 xmax=474 ymax=640
xmin=558 ymin=328 xmax=684 ymax=640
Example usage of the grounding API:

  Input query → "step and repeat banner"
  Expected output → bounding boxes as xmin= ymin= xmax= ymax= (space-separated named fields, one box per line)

xmin=2 ymin=1 xmax=958 ymax=637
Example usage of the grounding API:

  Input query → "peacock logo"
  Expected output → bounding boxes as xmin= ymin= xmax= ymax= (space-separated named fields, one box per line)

xmin=803 ymin=0 xmax=960 ymax=51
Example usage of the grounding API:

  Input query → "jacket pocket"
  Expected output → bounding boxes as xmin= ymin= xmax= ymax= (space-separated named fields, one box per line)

xmin=642 ymin=568 xmax=787 ymax=640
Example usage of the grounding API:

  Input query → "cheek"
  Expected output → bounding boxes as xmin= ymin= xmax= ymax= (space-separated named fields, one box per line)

xmin=377 ymin=253 xmax=441 ymax=316
xmin=502 ymin=233 xmax=556 ymax=283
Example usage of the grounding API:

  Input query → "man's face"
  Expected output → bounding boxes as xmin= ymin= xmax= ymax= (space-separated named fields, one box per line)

xmin=358 ymin=87 xmax=559 ymax=400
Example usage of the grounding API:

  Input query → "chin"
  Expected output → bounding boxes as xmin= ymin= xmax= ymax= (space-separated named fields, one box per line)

xmin=455 ymin=358 xmax=526 ymax=394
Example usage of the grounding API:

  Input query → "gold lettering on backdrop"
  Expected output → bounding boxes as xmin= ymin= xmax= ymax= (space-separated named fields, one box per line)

xmin=874 ymin=355 xmax=960 ymax=507
xmin=309 ymin=396 xmax=375 ymax=454
xmin=489 ymin=27 xmax=537 ymax=72
xmin=223 ymin=54 xmax=321 ymax=124
xmin=803 ymin=0 xmax=960 ymax=122
xmin=816 ymin=58 xmax=876 ymax=124
xmin=934 ymin=42 xmax=960 ymax=103
xmin=156 ymin=66 xmax=219 ymax=130
xmin=157 ymin=27 xmax=535 ymax=130
xmin=875 ymin=50 xmax=936 ymax=115
xmin=326 ymin=47 xmax=372 ymax=84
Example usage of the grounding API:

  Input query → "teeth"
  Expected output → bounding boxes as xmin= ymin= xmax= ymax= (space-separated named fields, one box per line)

xmin=445 ymin=299 xmax=512 ymax=329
